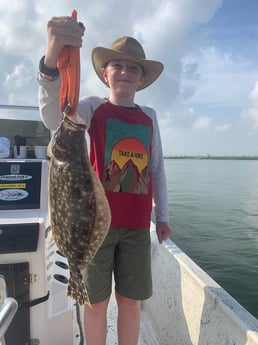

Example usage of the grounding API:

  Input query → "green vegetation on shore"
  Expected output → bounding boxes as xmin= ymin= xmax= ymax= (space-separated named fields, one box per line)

xmin=164 ymin=155 xmax=258 ymax=160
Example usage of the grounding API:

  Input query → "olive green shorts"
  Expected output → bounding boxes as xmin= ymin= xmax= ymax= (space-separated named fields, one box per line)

xmin=82 ymin=227 xmax=152 ymax=304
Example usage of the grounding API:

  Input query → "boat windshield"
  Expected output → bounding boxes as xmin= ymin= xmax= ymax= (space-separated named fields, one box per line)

xmin=0 ymin=105 xmax=50 ymax=149
xmin=0 ymin=105 xmax=40 ymax=121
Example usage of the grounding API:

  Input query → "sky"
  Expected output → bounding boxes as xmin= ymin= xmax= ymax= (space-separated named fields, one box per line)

xmin=0 ymin=0 xmax=258 ymax=156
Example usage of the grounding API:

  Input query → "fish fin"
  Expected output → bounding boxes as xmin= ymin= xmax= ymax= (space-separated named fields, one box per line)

xmin=67 ymin=273 xmax=90 ymax=306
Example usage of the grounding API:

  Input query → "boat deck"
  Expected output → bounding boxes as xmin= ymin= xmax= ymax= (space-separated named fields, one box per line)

xmin=106 ymin=292 xmax=159 ymax=345
xmin=104 ymin=225 xmax=258 ymax=345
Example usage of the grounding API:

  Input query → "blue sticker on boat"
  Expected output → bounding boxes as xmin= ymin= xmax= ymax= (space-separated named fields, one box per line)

xmin=0 ymin=189 xmax=29 ymax=201
xmin=0 ymin=175 xmax=32 ymax=181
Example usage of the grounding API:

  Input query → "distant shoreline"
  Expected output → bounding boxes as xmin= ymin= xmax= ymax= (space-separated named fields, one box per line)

xmin=164 ymin=156 xmax=258 ymax=160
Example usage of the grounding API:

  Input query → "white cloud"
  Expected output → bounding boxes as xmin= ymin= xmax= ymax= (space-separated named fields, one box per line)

xmin=5 ymin=62 xmax=33 ymax=88
xmin=0 ymin=0 xmax=223 ymax=108
xmin=133 ymin=0 xmax=223 ymax=108
xmin=0 ymin=0 xmax=257 ymax=155
xmin=193 ymin=116 xmax=211 ymax=129
xmin=186 ymin=46 xmax=258 ymax=107
xmin=250 ymin=81 xmax=258 ymax=105
xmin=214 ymin=124 xmax=231 ymax=132
xmin=0 ymin=1 xmax=42 ymax=54
xmin=3 ymin=59 xmax=38 ymax=106
xmin=246 ymin=109 xmax=258 ymax=128
xmin=242 ymin=81 xmax=258 ymax=129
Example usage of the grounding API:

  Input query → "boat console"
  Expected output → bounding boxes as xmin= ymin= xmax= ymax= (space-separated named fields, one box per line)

xmin=0 ymin=159 xmax=82 ymax=344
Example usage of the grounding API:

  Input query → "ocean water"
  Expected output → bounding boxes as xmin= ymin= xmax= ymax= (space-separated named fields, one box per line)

xmin=165 ymin=159 xmax=258 ymax=319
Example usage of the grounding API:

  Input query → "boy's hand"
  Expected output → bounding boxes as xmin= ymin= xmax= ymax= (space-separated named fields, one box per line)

xmin=156 ymin=221 xmax=171 ymax=244
xmin=45 ymin=16 xmax=85 ymax=69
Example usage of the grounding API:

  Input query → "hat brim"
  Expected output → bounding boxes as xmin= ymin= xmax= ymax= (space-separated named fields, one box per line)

xmin=92 ymin=47 xmax=164 ymax=91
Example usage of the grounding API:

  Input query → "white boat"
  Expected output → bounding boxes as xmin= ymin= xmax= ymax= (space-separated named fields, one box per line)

xmin=1 ymin=111 xmax=258 ymax=345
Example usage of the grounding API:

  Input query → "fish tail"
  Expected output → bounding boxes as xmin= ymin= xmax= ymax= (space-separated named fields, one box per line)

xmin=67 ymin=271 xmax=90 ymax=306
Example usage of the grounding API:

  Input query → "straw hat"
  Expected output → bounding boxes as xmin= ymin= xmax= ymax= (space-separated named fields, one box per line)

xmin=91 ymin=36 xmax=164 ymax=91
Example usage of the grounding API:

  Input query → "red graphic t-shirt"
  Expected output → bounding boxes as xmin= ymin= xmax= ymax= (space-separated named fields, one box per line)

xmin=88 ymin=101 xmax=153 ymax=229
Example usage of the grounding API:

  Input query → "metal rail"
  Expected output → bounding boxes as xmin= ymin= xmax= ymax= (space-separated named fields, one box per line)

xmin=0 ymin=298 xmax=18 ymax=345
xmin=0 ymin=104 xmax=39 ymax=111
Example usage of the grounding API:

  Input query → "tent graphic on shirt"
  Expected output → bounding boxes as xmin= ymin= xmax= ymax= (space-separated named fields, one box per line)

xmin=103 ymin=139 xmax=150 ymax=195
xmin=111 ymin=138 xmax=148 ymax=172
xmin=103 ymin=118 xmax=151 ymax=194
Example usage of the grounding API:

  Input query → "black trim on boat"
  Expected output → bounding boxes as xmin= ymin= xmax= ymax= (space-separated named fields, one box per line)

xmin=19 ymin=291 xmax=50 ymax=309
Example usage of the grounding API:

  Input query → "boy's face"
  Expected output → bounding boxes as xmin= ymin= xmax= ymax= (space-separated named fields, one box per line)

xmin=101 ymin=59 xmax=144 ymax=97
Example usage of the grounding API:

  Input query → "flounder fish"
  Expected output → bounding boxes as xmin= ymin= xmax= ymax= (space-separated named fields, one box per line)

xmin=48 ymin=115 xmax=111 ymax=305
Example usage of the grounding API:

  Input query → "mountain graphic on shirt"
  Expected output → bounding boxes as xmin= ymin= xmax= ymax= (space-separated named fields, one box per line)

xmin=103 ymin=159 xmax=150 ymax=194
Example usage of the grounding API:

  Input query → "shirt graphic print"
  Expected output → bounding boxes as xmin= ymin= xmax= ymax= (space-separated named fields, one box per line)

xmin=102 ymin=118 xmax=151 ymax=195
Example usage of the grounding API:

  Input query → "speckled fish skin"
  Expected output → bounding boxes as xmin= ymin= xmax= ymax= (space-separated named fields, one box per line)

xmin=48 ymin=115 xmax=111 ymax=305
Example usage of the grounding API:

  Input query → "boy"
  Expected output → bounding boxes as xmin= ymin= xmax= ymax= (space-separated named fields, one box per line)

xmin=38 ymin=14 xmax=171 ymax=345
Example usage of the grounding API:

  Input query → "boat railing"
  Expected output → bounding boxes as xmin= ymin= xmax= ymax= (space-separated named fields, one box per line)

xmin=0 ymin=298 xmax=18 ymax=345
